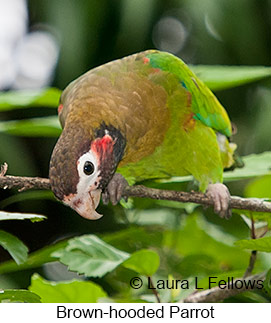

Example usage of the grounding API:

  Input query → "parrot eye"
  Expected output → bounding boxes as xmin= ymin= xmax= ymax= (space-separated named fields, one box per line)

xmin=77 ymin=150 xmax=100 ymax=189
xmin=83 ymin=161 xmax=95 ymax=175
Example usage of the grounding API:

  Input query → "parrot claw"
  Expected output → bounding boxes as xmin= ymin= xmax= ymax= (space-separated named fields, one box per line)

xmin=102 ymin=173 xmax=128 ymax=206
xmin=206 ymin=183 xmax=232 ymax=219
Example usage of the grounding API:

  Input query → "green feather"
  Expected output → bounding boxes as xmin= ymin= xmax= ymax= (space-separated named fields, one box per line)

xmin=146 ymin=50 xmax=232 ymax=137
xmin=117 ymin=50 xmax=234 ymax=190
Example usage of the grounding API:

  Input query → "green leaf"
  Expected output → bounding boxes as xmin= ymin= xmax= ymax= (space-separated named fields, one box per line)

xmin=158 ymin=152 xmax=271 ymax=184
xmin=263 ymin=269 xmax=271 ymax=296
xmin=233 ymin=210 xmax=271 ymax=225
xmin=235 ymin=237 xmax=271 ymax=252
xmin=0 ymin=88 xmax=61 ymax=111
xmin=122 ymin=249 xmax=160 ymax=276
xmin=196 ymin=270 xmax=245 ymax=290
xmin=224 ymin=152 xmax=271 ymax=181
xmin=29 ymin=273 xmax=107 ymax=303
xmin=0 ymin=239 xmax=67 ymax=275
xmin=102 ymin=227 xmax=163 ymax=253
xmin=191 ymin=65 xmax=271 ymax=91
xmin=0 ymin=289 xmax=41 ymax=303
xmin=0 ymin=191 xmax=54 ymax=209
xmin=0 ymin=210 xmax=47 ymax=222
xmin=163 ymin=215 xmax=249 ymax=276
xmin=0 ymin=230 xmax=28 ymax=264
xmin=245 ymin=175 xmax=271 ymax=199
xmin=0 ymin=116 xmax=61 ymax=137
xmin=56 ymin=235 xmax=130 ymax=277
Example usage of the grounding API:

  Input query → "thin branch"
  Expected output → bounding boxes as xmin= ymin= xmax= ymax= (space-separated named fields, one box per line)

xmin=243 ymin=251 xmax=257 ymax=278
xmin=1 ymin=170 xmax=271 ymax=213
xmin=148 ymin=276 xmax=161 ymax=303
xmin=243 ymin=215 xmax=257 ymax=278
xmin=183 ymin=272 xmax=266 ymax=303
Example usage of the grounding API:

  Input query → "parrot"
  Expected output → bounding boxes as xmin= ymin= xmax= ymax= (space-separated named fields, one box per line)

xmin=49 ymin=50 xmax=237 ymax=220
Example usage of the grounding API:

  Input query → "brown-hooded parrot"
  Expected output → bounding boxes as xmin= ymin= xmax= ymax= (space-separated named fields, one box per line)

xmin=49 ymin=50 xmax=236 ymax=220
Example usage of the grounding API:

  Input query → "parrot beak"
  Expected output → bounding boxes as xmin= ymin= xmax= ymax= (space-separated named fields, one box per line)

xmin=64 ymin=189 xmax=103 ymax=220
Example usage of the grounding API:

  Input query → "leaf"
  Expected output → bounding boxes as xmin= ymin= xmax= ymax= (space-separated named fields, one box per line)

xmin=235 ymin=237 xmax=271 ymax=252
xmin=0 ymin=289 xmax=41 ymax=303
xmin=102 ymin=227 xmax=163 ymax=253
xmin=122 ymin=249 xmax=160 ymax=276
xmin=195 ymin=270 xmax=245 ymax=290
xmin=0 ymin=239 xmax=67 ymax=275
xmin=245 ymin=175 xmax=271 ymax=199
xmin=0 ymin=210 xmax=47 ymax=222
xmin=163 ymin=215 xmax=250 ymax=276
xmin=0 ymin=116 xmax=61 ymax=137
xmin=233 ymin=209 xmax=271 ymax=224
xmin=56 ymin=235 xmax=130 ymax=277
xmin=263 ymin=269 xmax=271 ymax=296
xmin=224 ymin=152 xmax=271 ymax=181
xmin=0 ymin=191 xmax=54 ymax=209
xmin=125 ymin=208 xmax=180 ymax=228
xmin=191 ymin=65 xmax=271 ymax=91
xmin=158 ymin=152 xmax=271 ymax=184
xmin=0 ymin=88 xmax=61 ymax=111
xmin=29 ymin=273 xmax=107 ymax=303
xmin=0 ymin=230 xmax=28 ymax=264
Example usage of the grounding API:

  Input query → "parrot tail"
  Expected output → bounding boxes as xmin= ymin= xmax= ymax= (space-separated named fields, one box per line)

xmin=216 ymin=133 xmax=244 ymax=170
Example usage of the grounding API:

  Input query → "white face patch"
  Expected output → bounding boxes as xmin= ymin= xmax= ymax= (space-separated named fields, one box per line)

xmin=76 ymin=150 xmax=100 ymax=195
xmin=63 ymin=150 xmax=103 ymax=220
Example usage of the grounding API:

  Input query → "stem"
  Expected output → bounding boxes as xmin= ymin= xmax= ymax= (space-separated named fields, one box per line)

xmin=243 ymin=215 xmax=257 ymax=278
xmin=148 ymin=276 xmax=161 ymax=303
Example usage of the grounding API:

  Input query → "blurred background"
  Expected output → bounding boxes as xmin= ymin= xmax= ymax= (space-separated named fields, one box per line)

xmin=0 ymin=0 xmax=271 ymax=287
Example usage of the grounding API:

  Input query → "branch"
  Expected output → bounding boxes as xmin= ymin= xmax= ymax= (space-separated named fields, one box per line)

xmin=1 ymin=167 xmax=271 ymax=213
xmin=0 ymin=175 xmax=50 ymax=192
xmin=123 ymin=185 xmax=271 ymax=213
xmin=243 ymin=216 xmax=258 ymax=278
xmin=183 ymin=272 xmax=266 ymax=303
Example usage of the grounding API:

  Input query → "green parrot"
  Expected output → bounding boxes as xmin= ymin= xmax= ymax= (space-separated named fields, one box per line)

xmin=49 ymin=50 xmax=236 ymax=220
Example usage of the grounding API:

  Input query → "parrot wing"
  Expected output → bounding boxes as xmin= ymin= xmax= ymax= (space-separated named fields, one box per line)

xmin=145 ymin=50 xmax=232 ymax=137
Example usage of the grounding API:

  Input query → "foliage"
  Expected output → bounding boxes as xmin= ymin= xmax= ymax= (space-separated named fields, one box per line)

xmin=235 ymin=237 xmax=271 ymax=252
xmin=0 ymin=230 xmax=28 ymax=265
xmin=191 ymin=65 xmax=271 ymax=91
xmin=1 ymin=1 xmax=271 ymax=303
xmin=55 ymin=235 xmax=130 ymax=277
xmin=0 ymin=289 xmax=41 ymax=303
xmin=29 ymin=274 xmax=107 ymax=303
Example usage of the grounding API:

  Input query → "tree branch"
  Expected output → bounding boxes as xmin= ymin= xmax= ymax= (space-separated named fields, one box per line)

xmin=0 ymin=175 xmax=50 ymax=191
xmin=1 ymin=168 xmax=271 ymax=213
xmin=243 ymin=216 xmax=257 ymax=278
xmin=182 ymin=272 xmax=266 ymax=303
xmin=123 ymin=185 xmax=271 ymax=213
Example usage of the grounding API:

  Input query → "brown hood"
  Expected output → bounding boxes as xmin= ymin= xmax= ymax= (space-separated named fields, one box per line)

xmin=49 ymin=125 xmax=91 ymax=201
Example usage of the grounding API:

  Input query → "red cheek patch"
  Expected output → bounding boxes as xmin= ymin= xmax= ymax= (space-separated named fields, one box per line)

xmin=91 ymin=135 xmax=114 ymax=161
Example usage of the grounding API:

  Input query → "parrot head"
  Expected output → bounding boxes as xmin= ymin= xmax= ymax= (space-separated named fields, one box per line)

xmin=49 ymin=123 xmax=126 ymax=220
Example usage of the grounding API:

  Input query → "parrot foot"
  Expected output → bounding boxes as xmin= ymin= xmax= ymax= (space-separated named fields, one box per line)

xmin=102 ymin=173 xmax=128 ymax=206
xmin=206 ymin=183 xmax=232 ymax=219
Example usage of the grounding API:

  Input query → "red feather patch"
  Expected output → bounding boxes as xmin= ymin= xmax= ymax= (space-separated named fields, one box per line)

xmin=91 ymin=135 xmax=114 ymax=162
xmin=143 ymin=57 xmax=150 ymax=64
xmin=58 ymin=104 xmax=63 ymax=115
